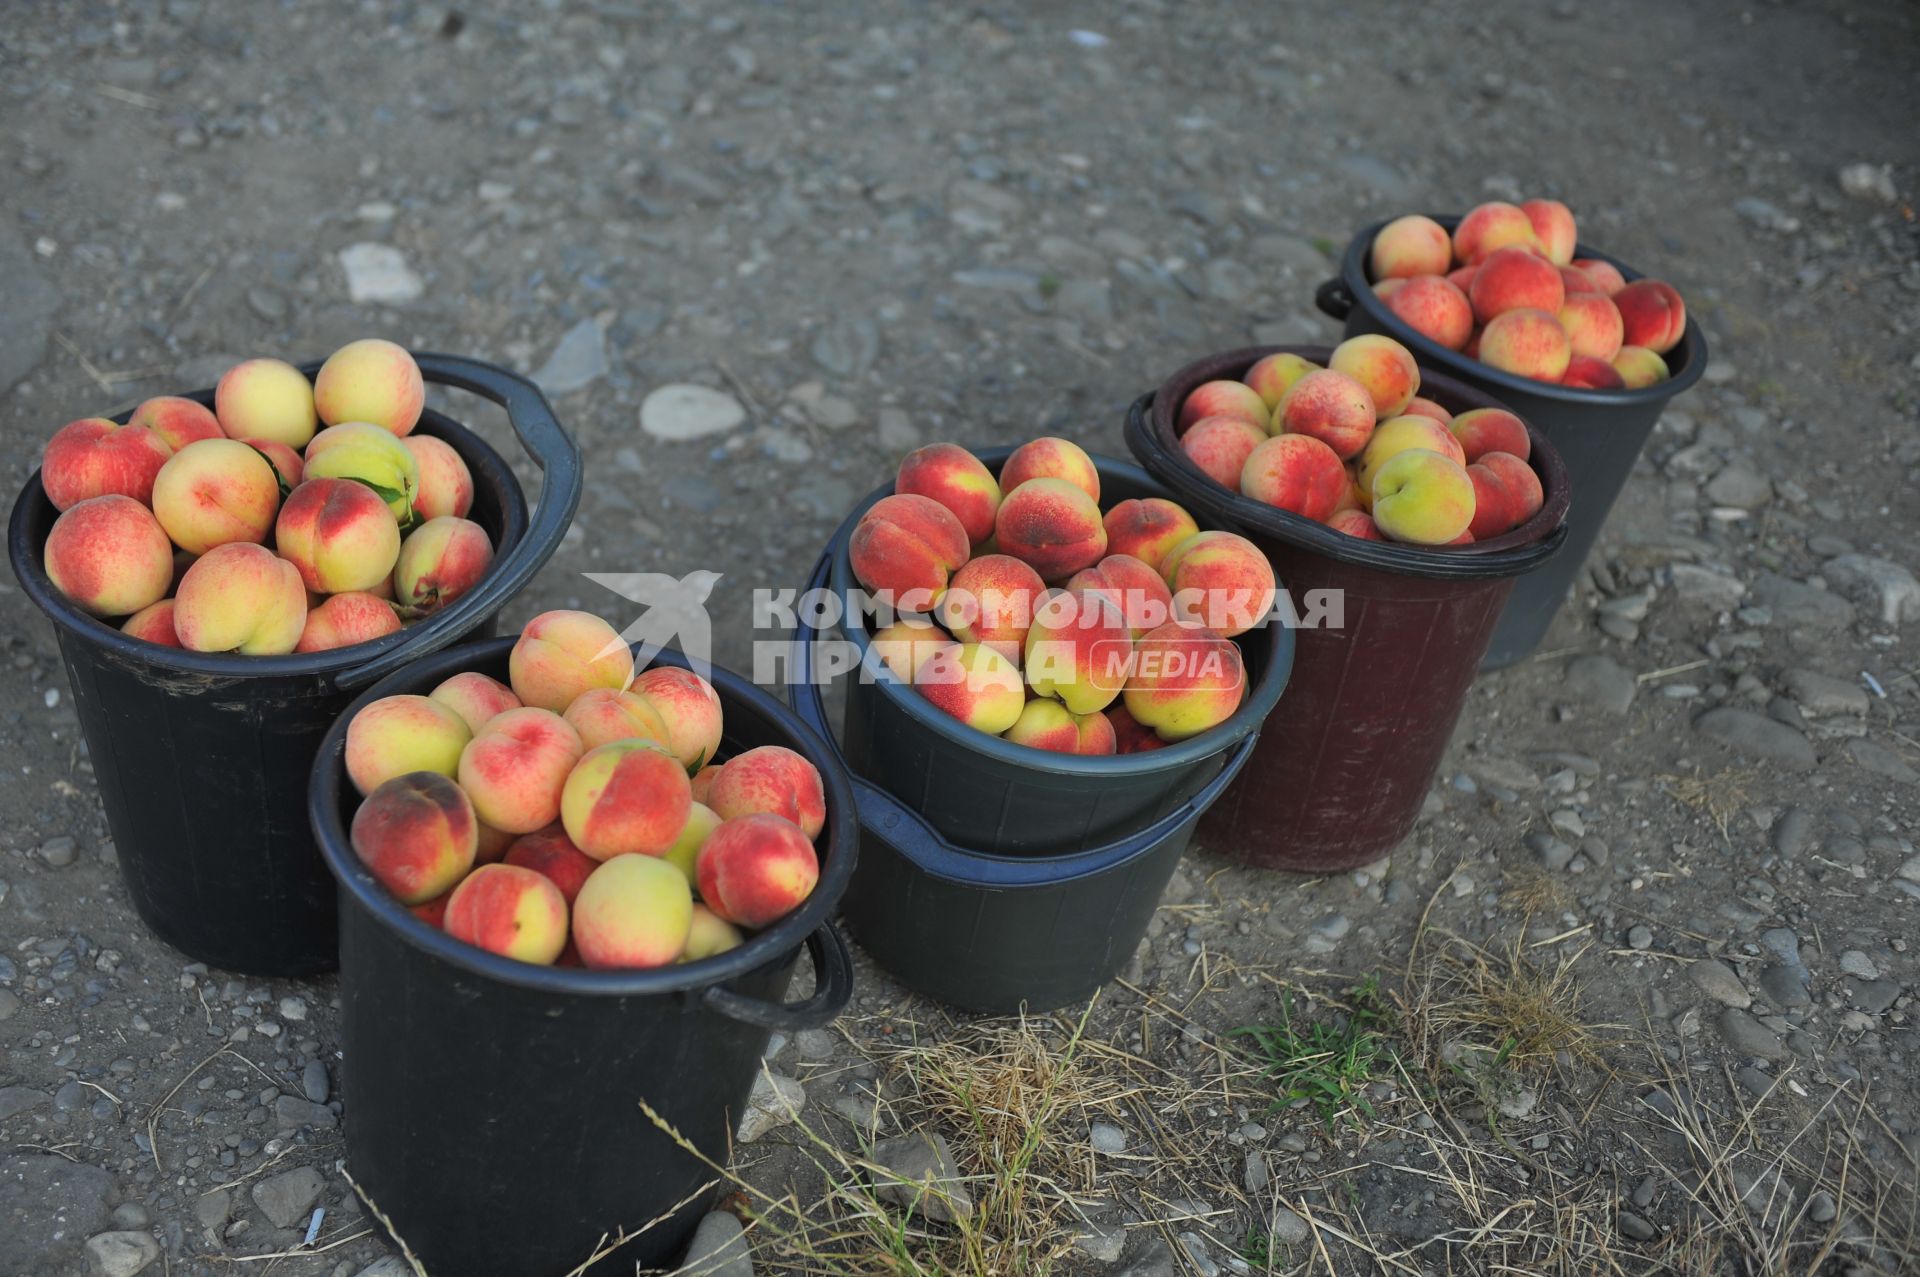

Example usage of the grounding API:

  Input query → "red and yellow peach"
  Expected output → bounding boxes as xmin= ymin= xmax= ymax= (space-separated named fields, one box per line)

xmin=1613 ymin=280 xmax=1686 ymax=354
xmin=1023 ymin=588 xmax=1134 ymax=713
xmin=1275 ymin=369 xmax=1377 ymax=458
xmin=1101 ymin=497 xmax=1199 ymax=571
xmin=1177 ymin=380 xmax=1269 ymax=434
xmin=1371 ymin=449 xmax=1475 ymax=546
xmin=296 ymin=591 xmax=402 ymax=653
xmin=41 ymin=417 xmax=173 ymax=511
xmin=994 ymin=478 xmax=1108 ymax=582
xmin=1329 ymin=335 xmax=1420 ymax=420
xmin=1478 ymin=308 xmax=1572 ymax=381
xmin=42 ymin=495 xmax=173 ymax=618
xmin=510 ymin=610 xmax=635 ymax=712
xmin=1240 ymin=433 xmax=1348 ymax=520
xmin=868 ymin=617 xmax=956 ymax=682
xmin=1242 ymin=352 xmax=1319 ymax=409
xmin=444 ymin=863 xmax=570 ymax=964
xmin=1611 ymin=346 xmax=1671 ymax=388
xmin=1370 ymin=214 xmax=1453 ymax=279
xmin=173 ymin=542 xmax=306 ymax=654
xmin=560 ymin=739 xmax=693 ymax=860
xmin=706 ymin=744 xmax=826 ymax=840
xmin=1520 ymin=198 xmax=1577 ymax=265
xmin=1447 ymin=408 xmax=1530 ymax=463
xmin=276 ymin=477 xmax=401 ymax=594
xmin=429 ymin=671 xmax=522 ymax=734
xmin=122 ymin=598 xmax=181 ymax=646
xmin=350 ymin=771 xmax=478 ymax=905
xmin=936 ymin=553 xmax=1045 ymax=659
xmin=1385 ymin=276 xmax=1474 ymax=350
xmin=1452 ymin=201 xmax=1538 ymax=264
xmin=682 ymin=904 xmax=744 ymax=961
xmin=914 ymin=641 xmax=1025 ymax=734
xmin=999 ymin=436 xmax=1100 ymax=504
xmin=503 ymin=823 xmax=599 ymax=904
xmin=393 ymin=516 xmax=493 ymax=618
xmin=1159 ymin=530 xmax=1275 ymax=639
xmin=457 ymin=706 xmax=585 ymax=834
xmin=1558 ymin=293 xmax=1624 ymax=361
xmin=1122 ymin=622 xmax=1245 ymax=741
xmin=1180 ymin=416 xmax=1268 ymax=491
xmin=848 ymin=493 xmax=972 ymax=607
xmin=1068 ymin=553 xmax=1174 ymax=638
xmin=346 ymin=694 xmax=473 ymax=795
xmin=403 ymin=434 xmax=474 ymax=521
xmin=895 ymin=443 xmax=1002 ymax=545
xmin=628 ymin=666 xmax=725 ymax=771
xmin=1468 ymin=247 xmax=1565 ymax=324
xmin=126 ymin=396 xmax=222 ymax=453
xmin=312 ymin=338 xmax=424 ymax=436
xmin=696 ymin=813 xmax=819 ymax=929
xmin=151 ymin=438 xmax=282 ymax=555
xmin=302 ymin=422 xmax=421 ymax=522
xmin=214 ymin=358 xmax=318 ymax=449
xmin=561 ymin=686 xmax=673 ymax=753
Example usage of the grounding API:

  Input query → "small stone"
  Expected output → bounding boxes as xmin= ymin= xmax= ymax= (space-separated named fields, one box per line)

xmin=1090 ymin=1122 xmax=1128 ymax=1154
xmin=1847 ymin=978 xmax=1900 ymax=1014
xmin=272 ymin=1095 xmax=336 ymax=1130
xmin=245 ymin=286 xmax=287 ymax=322
xmin=641 ymin=384 xmax=747 ymax=441
xmin=1074 ymin=1216 xmax=1128 ymax=1263
xmin=737 ymin=1072 xmax=806 ymax=1143
xmin=1688 ymin=960 xmax=1751 ymax=1009
xmin=193 ymin=1188 xmax=230 ymax=1238
xmin=1838 ymin=950 xmax=1879 ymax=980
xmin=1496 ymin=1087 xmax=1538 ymax=1120
xmin=337 ymin=243 xmax=423 ymax=304
xmin=1692 ymin=708 xmax=1816 ymax=770
xmin=1838 ymin=163 xmax=1898 ymax=204
xmin=1705 ymin=463 xmax=1772 ymax=509
xmin=1772 ymin=808 xmax=1814 ymax=857
xmin=1808 ymin=1188 xmax=1838 ymax=1223
xmin=0 ymin=1086 xmax=49 ymax=1119
xmin=674 ymin=1211 xmax=751 ymax=1277
xmin=1244 ymin=1151 xmax=1270 ymax=1196
xmin=1760 ymin=928 xmax=1801 ymax=966
xmin=1115 ymin=1238 xmax=1180 ymax=1277
xmin=870 ymin=1131 xmax=972 ymax=1223
xmin=1747 ymin=573 xmax=1854 ymax=630
xmin=793 ymin=1029 xmax=837 ymax=1060
xmin=109 ymin=1203 xmax=148 ymax=1231
xmin=1527 ymin=832 xmax=1575 ymax=871
xmin=1899 ymin=856 xmax=1920 ymax=885
xmin=300 ymin=1060 xmax=329 ymax=1104
xmin=1823 ymin=555 xmax=1920 ymax=625
xmin=1668 ymin=564 xmax=1747 ymax=608
xmin=251 ymin=1166 xmax=325 ymax=1229
xmin=1719 ymin=1009 xmax=1786 ymax=1060
xmin=84 ymin=1230 xmax=160 ymax=1277
xmin=1266 ymin=1203 xmax=1311 ymax=1245
xmin=1628 ymin=925 xmax=1653 ymax=950
xmin=810 ymin=315 xmax=879 ymax=378
xmin=1617 ymin=1210 xmax=1658 ymax=1242
xmin=531 ymin=319 xmax=609 ymax=394
xmin=1565 ymin=654 xmax=1636 ymax=715
xmin=38 ymin=835 xmax=78 ymax=868
xmin=1845 ymin=739 xmax=1918 ymax=786
xmin=1783 ymin=671 xmax=1868 ymax=717
xmin=1758 ymin=964 xmax=1810 ymax=1008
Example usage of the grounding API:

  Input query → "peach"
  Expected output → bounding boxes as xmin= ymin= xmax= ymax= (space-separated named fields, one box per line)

xmin=1102 ymin=498 xmax=1200 ymax=571
xmin=1023 ymin=588 xmax=1133 ymax=714
xmin=173 ymin=543 xmax=306 ymax=654
xmin=1403 ymin=396 xmax=1452 ymax=426
xmin=41 ymin=417 xmax=174 ymax=511
xmin=1160 ymin=530 xmax=1275 ymax=639
xmin=895 ymin=443 xmax=1001 ymax=545
xmin=1451 ymin=201 xmax=1538 ymax=264
xmin=1329 ymin=335 xmax=1420 ymax=419
xmin=1571 ymin=258 xmax=1628 ymax=296
xmin=457 ymin=706 xmax=585 ymax=834
xmin=1561 ymin=356 xmax=1627 ymax=390
xmin=560 ymin=739 xmax=692 ymax=860
xmin=1068 ymin=553 xmax=1174 ymax=638
xmin=1371 ymin=449 xmax=1475 ymax=546
xmin=660 ymin=801 xmax=722 ymax=887
xmin=1557 ymin=265 xmax=1597 ymax=296
xmin=868 ymin=616 xmax=956 ymax=683
xmin=1240 ymin=433 xmax=1348 ymax=521
xmin=1520 ymin=198 xmax=1577 ymax=265
xmin=1276 ymin=369 xmax=1377 ymax=458
xmin=296 ymin=591 xmax=402 ymax=653
xmin=1242 ymin=352 xmax=1319 ymax=409
xmin=1177 ymin=380 xmax=1269 ymax=434
xmin=475 ymin=821 xmax=516 ymax=865
xmin=214 ymin=358 xmax=317 ymax=448
xmin=1558 ymin=293 xmax=1624 ymax=361
xmin=1613 ymin=280 xmax=1686 ymax=354
xmin=403 ymin=434 xmax=475 ymax=521
xmin=350 ymin=772 xmax=478 ymax=905
xmin=1003 ymin=698 xmax=1081 ymax=753
xmin=1180 ymin=416 xmax=1268 ymax=490
xmin=1478 ymin=309 xmax=1572 ymax=381
xmin=444 ymin=863 xmax=569 ymax=964
xmin=510 ymin=610 xmax=635 ymax=712
xmin=122 ymin=598 xmax=181 ymax=646
xmin=151 ymin=438 xmax=281 ymax=555
xmin=696 ymin=813 xmax=819 ymax=929
xmin=275 ymin=478 xmax=401 ymax=593
xmin=914 ymin=641 xmax=1025 ymax=734
xmin=1385 ymin=276 xmax=1474 ymax=350
xmin=1370 ymin=214 xmax=1453 ymax=279
xmin=562 ymin=687 xmax=673 ymax=753
xmin=994 ymin=478 xmax=1107 ymax=583
xmin=706 ymin=744 xmax=827 ymax=840
xmin=42 ymin=496 xmax=173 ymax=618
xmin=503 ymin=823 xmax=599 ymax=904
xmin=629 ymin=666 xmax=725 ymax=771
xmin=393 ymin=516 xmax=494 ymax=618
xmin=430 ymin=671 xmax=522 ymax=734
xmin=1357 ymin=416 xmax=1468 ymax=497
xmin=302 ymin=422 xmax=421 ymax=523
xmin=1074 ymin=709 xmax=1117 ymax=755
xmin=243 ymin=439 xmax=304 ymax=494
xmin=1122 ymin=622 xmax=1245 ymax=742
xmin=1612 ymin=346 xmax=1671 ymax=389
xmin=1108 ymin=703 xmax=1166 ymax=754
xmin=999 ymin=436 xmax=1100 ymax=504
xmin=1479 ymin=451 xmax=1544 ymax=526
xmin=1328 ymin=509 xmax=1383 ymax=540
xmin=682 ymin=904 xmax=744 ymax=961
xmin=848 ymin=493 xmax=971 ymax=608
xmin=127 ymin=396 xmax=222 ymax=453
xmin=689 ymin=764 xmax=722 ymax=805
xmin=1447 ymin=408 xmax=1530 ymax=463
xmin=312 ymin=338 xmax=425 ymax=436
xmin=346 ymin=694 xmax=473 ymax=796
xmin=1447 ymin=264 xmax=1480 ymax=293
xmin=936 ymin=553 xmax=1045 ymax=660
xmin=1373 ymin=278 xmax=1407 ymax=299
xmin=411 ymin=893 xmax=451 ymax=929
xmin=1469 ymin=246 xmax=1565 ymax=324
xmin=1466 ymin=462 xmax=1519 ymax=542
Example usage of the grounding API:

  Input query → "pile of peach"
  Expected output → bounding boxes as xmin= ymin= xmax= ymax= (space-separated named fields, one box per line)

xmin=1177 ymin=335 xmax=1545 ymax=546
xmin=345 ymin=610 xmax=826 ymax=969
xmin=37 ymin=339 xmax=495 ymax=655
xmin=1369 ymin=200 xmax=1687 ymax=389
xmin=849 ymin=438 xmax=1272 ymax=755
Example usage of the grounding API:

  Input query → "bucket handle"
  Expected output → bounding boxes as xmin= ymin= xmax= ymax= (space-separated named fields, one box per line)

xmin=784 ymin=552 xmax=1263 ymax=886
xmin=1314 ymin=278 xmax=1354 ymax=322
xmin=702 ymin=922 xmax=854 ymax=1031
xmin=334 ymin=353 xmax=584 ymax=692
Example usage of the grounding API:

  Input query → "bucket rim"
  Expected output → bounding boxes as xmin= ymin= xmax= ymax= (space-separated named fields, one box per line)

xmin=6 ymin=352 xmax=578 ymax=690
xmin=309 ymin=635 xmax=860 ymax=998
xmin=1327 ymin=213 xmax=1710 ymax=406
xmin=1132 ymin=347 xmax=1571 ymax=581
xmin=825 ymin=447 xmax=1294 ymax=777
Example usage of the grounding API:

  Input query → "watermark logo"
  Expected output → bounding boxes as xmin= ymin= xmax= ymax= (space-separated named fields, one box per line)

xmin=586 ymin=570 xmax=723 ymax=681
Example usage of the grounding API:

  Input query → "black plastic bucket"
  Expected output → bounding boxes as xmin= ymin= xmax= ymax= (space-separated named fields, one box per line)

xmin=1315 ymin=215 xmax=1707 ymax=667
xmin=308 ymin=637 xmax=856 ymax=1276
xmin=822 ymin=449 xmax=1291 ymax=857
xmin=8 ymin=354 xmax=579 ymax=976
xmin=1127 ymin=347 xmax=1569 ymax=873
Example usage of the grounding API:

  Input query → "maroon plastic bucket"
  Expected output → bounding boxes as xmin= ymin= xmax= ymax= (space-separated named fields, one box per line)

xmin=1124 ymin=346 xmax=1570 ymax=872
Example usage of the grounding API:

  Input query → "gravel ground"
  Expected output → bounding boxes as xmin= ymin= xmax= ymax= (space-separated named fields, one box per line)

xmin=1 ymin=2 xmax=1917 ymax=1274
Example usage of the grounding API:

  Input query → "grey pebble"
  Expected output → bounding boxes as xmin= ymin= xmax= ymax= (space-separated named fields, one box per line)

xmin=1618 ymin=1210 xmax=1658 ymax=1241
xmin=300 ymin=1060 xmax=329 ymax=1105
xmin=38 ymin=836 xmax=77 ymax=868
